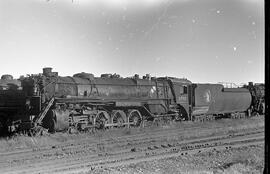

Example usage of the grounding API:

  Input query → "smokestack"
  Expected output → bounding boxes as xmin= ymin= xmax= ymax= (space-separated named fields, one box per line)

xmin=43 ymin=67 xmax=52 ymax=76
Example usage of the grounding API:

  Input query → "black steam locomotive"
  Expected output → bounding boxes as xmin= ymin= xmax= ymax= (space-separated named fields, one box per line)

xmin=0 ymin=68 xmax=265 ymax=134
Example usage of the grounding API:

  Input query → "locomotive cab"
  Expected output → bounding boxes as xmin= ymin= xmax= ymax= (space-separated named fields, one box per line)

xmin=165 ymin=77 xmax=192 ymax=120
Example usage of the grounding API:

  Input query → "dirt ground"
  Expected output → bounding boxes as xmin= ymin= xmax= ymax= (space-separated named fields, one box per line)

xmin=0 ymin=116 xmax=265 ymax=174
xmin=86 ymin=117 xmax=265 ymax=174
xmin=90 ymin=144 xmax=264 ymax=174
xmin=0 ymin=116 xmax=264 ymax=153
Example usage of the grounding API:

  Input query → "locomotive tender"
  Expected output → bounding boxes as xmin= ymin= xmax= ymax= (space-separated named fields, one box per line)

xmin=0 ymin=75 xmax=26 ymax=134
xmin=0 ymin=68 xmax=264 ymax=134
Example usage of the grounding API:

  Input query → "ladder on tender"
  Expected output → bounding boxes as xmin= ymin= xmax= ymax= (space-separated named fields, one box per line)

xmin=35 ymin=97 xmax=55 ymax=125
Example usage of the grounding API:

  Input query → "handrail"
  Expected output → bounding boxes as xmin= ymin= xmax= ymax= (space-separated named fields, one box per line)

xmin=35 ymin=97 xmax=55 ymax=125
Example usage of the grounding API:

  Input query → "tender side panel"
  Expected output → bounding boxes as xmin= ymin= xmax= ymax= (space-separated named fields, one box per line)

xmin=209 ymin=88 xmax=252 ymax=114
xmin=192 ymin=84 xmax=223 ymax=115
xmin=192 ymin=84 xmax=252 ymax=115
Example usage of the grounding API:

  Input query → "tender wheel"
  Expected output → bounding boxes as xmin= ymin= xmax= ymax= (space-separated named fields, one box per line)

xmin=95 ymin=111 xmax=110 ymax=129
xmin=111 ymin=110 xmax=126 ymax=128
xmin=127 ymin=110 xmax=142 ymax=127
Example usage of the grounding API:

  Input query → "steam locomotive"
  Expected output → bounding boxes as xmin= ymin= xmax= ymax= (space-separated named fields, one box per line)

xmin=0 ymin=68 xmax=265 ymax=134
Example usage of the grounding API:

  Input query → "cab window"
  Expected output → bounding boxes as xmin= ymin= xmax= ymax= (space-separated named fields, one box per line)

xmin=183 ymin=86 xmax=187 ymax=94
xmin=180 ymin=85 xmax=187 ymax=94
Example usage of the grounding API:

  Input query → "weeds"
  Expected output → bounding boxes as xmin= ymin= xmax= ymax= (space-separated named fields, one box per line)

xmin=0 ymin=116 xmax=264 ymax=153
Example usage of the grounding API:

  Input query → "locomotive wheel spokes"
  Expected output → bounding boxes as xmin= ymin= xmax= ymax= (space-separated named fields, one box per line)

xmin=95 ymin=111 xmax=110 ymax=129
xmin=127 ymin=110 xmax=142 ymax=127
xmin=111 ymin=110 xmax=127 ymax=128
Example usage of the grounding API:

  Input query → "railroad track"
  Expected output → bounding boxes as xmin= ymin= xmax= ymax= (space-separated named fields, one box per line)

xmin=0 ymin=128 xmax=264 ymax=174
xmin=44 ymin=132 xmax=264 ymax=174
xmin=0 ymin=120 xmax=263 ymax=161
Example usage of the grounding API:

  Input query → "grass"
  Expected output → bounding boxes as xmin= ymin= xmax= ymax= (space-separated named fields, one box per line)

xmin=0 ymin=116 xmax=264 ymax=153
xmin=214 ymin=146 xmax=264 ymax=174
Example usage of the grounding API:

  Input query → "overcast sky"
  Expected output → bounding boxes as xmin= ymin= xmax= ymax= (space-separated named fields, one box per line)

xmin=0 ymin=0 xmax=264 ymax=84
